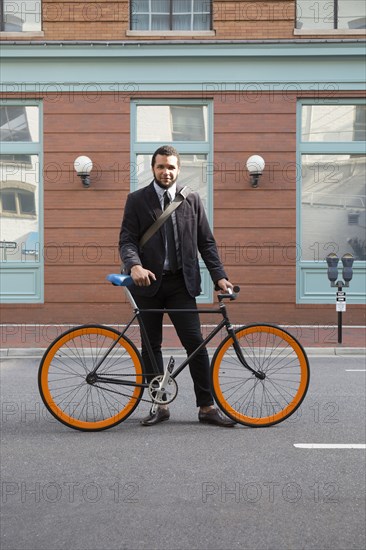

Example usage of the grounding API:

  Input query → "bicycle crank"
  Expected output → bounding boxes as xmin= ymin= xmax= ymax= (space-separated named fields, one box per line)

xmin=148 ymin=375 xmax=178 ymax=405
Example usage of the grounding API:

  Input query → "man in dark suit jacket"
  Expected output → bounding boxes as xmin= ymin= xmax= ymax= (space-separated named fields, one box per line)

xmin=119 ymin=145 xmax=235 ymax=427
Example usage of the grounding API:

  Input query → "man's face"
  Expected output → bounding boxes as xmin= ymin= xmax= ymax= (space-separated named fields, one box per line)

xmin=152 ymin=154 xmax=180 ymax=188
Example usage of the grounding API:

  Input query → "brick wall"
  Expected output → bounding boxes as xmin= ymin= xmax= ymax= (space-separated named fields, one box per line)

xmin=1 ymin=1 xmax=363 ymax=41
xmin=42 ymin=0 xmax=129 ymax=40
xmin=213 ymin=0 xmax=295 ymax=39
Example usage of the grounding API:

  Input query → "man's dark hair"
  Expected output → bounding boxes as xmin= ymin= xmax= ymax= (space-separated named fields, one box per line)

xmin=151 ymin=145 xmax=181 ymax=168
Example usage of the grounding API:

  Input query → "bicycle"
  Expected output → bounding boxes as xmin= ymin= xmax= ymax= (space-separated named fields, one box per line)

xmin=38 ymin=274 xmax=310 ymax=431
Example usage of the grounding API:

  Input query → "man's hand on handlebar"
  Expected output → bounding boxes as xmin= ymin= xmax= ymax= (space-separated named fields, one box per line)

xmin=215 ymin=278 xmax=234 ymax=294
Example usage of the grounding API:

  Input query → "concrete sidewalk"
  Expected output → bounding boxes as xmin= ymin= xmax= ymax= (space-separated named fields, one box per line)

xmin=1 ymin=324 xmax=365 ymax=357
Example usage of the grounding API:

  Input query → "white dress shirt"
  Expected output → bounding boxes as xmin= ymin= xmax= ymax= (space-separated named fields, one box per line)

xmin=153 ymin=181 xmax=181 ymax=271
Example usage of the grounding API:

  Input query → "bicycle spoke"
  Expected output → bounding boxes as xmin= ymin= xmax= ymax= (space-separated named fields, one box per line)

xmin=39 ymin=325 xmax=144 ymax=430
xmin=211 ymin=325 xmax=309 ymax=426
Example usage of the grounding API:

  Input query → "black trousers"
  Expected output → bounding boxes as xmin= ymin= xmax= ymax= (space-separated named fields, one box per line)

xmin=133 ymin=271 xmax=214 ymax=407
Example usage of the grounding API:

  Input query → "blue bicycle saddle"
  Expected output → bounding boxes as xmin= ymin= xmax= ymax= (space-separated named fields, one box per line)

xmin=106 ymin=274 xmax=134 ymax=286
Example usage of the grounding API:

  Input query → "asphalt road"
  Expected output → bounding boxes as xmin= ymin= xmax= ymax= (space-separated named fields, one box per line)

xmin=1 ymin=353 xmax=365 ymax=550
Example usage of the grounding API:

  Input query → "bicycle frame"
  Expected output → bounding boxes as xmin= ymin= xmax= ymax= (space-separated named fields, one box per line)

xmin=39 ymin=277 xmax=310 ymax=430
xmin=89 ymin=288 xmax=260 ymax=390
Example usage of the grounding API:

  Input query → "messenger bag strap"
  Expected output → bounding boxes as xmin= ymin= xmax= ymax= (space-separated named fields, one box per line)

xmin=139 ymin=186 xmax=190 ymax=249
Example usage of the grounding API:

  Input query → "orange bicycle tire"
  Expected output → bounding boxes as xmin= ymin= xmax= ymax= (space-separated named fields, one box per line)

xmin=211 ymin=324 xmax=310 ymax=427
xmin=38 ymin=324 xmax=144 ymax=431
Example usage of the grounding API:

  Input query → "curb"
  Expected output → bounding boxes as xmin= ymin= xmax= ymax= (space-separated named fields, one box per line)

xmin=1 ymin=347 xmax=365 ymax=358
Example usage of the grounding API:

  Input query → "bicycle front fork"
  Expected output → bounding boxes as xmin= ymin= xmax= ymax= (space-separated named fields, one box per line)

xmin=228 ymin=327 xmax=266 ymax=380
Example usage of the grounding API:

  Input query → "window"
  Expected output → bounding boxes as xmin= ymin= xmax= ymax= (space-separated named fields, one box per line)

xmin=0 ymin=154 xmax=40 ymax=260
xmin=136 ymin=104 xmax=208 ymax=142
xmin=296 ymin=1 xmax=366 ymax=30
xmin=297 ymin=101 xmax=366 ymax=303
xmin=0 ymin=106 xmax=39 ymax=141
xmin=1 ymin=186 xmax=36 ymax=217
xmin=131 ymin=100 xmax=213 ymax=301
xmin=0 ymin=103 xmax=43 ymax=302
xmin=0 ymin=0 xmax=41 ymax=32
xmin=131 ymin=0 xmax=212 ymax=31
xmin=301 ymin=153 xmax=365 ymax=260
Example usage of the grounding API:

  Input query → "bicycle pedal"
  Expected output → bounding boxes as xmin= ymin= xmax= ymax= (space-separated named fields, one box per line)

xmin=167 ymin=356 xmax=175 ymax=373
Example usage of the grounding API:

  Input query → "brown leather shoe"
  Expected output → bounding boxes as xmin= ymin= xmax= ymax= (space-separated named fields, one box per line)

xmin=198 ymin=408 xmax=236 ymax=427
xmin=140 ymin=407 xmax=170 ymax=426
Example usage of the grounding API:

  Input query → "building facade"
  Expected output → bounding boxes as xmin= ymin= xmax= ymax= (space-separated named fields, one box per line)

xmin=1 ymin=1 xmax=365 ymax=329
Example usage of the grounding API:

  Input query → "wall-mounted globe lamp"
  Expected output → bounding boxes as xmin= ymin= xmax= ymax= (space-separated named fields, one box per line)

xmin=246 ymin=155 xmax=265 ymax=188
xmin=74 ymin=156 xmax=93 ymax=188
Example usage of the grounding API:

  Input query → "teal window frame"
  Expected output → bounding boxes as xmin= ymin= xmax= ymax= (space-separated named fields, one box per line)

xmin=0 ymin=0 xmax=42 ymax=32
xmin=130 ymin=98 xmax=214 ymax=302
xmin=0 ymin=100 xmax=43 ymax=303
xmin=296 ymin=98 xmax=366 ymax=304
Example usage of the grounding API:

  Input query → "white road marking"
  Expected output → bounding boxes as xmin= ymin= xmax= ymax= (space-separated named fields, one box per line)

xmin=294 ymin=444 xmax=366 ymax=449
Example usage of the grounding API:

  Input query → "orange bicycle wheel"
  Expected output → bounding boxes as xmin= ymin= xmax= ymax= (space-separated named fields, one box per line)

xmin=211 ymin=324 xmax=310 ymax=427
xmin=38 ymin=325 xmax=144 ymax=431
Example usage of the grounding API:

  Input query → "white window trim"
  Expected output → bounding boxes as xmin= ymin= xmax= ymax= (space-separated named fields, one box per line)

xmin=126 ymin=30 xmax=215 ymax=36
xmin=294 ymin=28 xmax=365 ymax=35
xmin=0 ymin=31 xmax=44 ymax=37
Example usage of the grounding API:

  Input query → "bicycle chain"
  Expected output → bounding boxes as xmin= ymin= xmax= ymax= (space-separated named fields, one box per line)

xmin=93 ymin=371 xmax=175 ymax=405
xmin=93 ymin=384 xmax=162 ymax=405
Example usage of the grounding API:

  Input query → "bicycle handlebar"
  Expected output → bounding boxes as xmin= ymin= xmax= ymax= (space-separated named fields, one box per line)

xmin=217 ymin=285 xmax=240 ymax=301
xmin=106 ymin=274 xmax=240 ymax=301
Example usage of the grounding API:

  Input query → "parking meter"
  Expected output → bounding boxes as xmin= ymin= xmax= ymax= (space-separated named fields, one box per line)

xmin=325 ymin=252 xmax=354 ymax=344
xmin=325 ymin=253 xmax=339 ymax=286
xmin=341 ymin=253 xmax=354 ymax=286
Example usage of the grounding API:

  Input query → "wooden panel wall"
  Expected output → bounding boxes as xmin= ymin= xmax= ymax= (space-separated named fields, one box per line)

xmin=213 ymin=92 xmax=297 ymax=324
xmin=1 ymin=90 xmax=365 ymax=326
xmin=42 ymin=93 xmax=131 ymax=322
xmin=212 ymin=90 xmax=365 ymax=325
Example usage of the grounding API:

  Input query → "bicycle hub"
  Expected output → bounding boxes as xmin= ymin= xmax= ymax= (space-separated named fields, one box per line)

xmin=86 ymin=373 xmax=97 ymax=385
